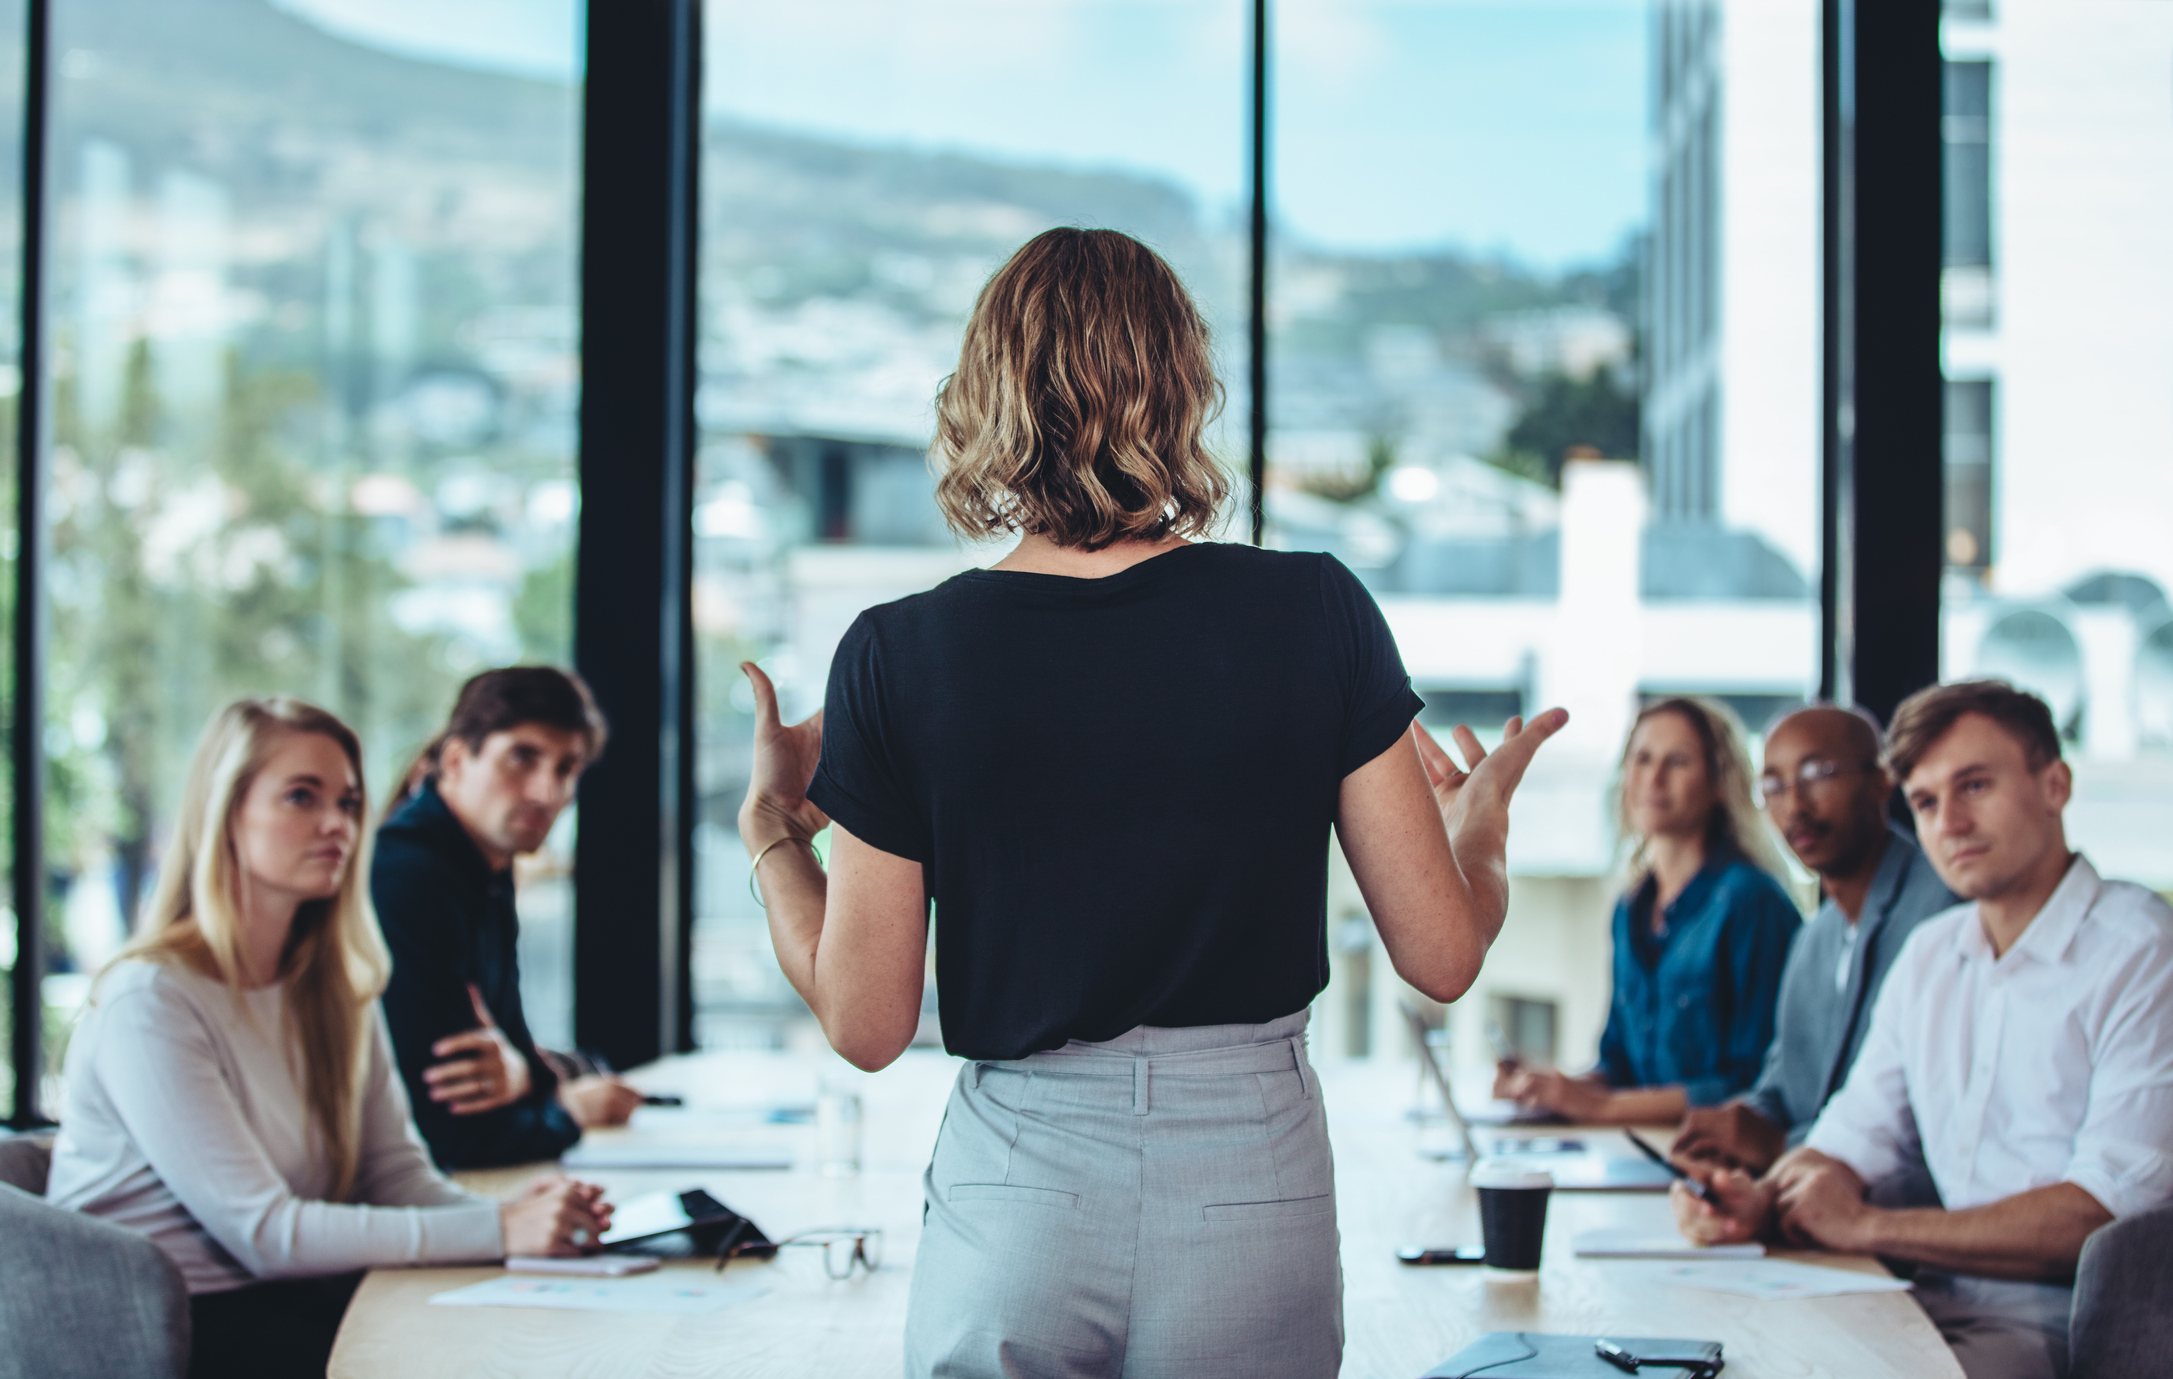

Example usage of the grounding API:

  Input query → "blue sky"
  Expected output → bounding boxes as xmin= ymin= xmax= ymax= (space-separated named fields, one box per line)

xmin=274 ymin=0 xmax=1647 ymax=270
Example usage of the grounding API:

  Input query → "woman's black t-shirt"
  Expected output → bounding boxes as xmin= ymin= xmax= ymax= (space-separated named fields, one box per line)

xmin=805 ymin=540 xmax=1423 ymax=1061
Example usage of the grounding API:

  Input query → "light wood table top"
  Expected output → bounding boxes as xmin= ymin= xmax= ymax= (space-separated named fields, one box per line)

xmin=1327 ymin=1060 xmax=1963 ymax=1379
xmin=331 ymin=1050 xmax=1962 ymax=1379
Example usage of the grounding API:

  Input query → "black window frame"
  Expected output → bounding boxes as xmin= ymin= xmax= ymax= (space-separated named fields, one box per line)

xmin=8 ymin=0 xmax=1944 ymax=1119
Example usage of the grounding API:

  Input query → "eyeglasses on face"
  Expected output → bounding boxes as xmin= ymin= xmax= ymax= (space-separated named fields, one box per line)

xmin=1756 ymin=757 xmax=1876 ymax=804
xmin=720 ymin=1228 xmax=882 ymax=1279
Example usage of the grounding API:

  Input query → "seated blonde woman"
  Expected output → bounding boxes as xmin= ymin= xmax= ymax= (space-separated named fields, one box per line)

xmin=1495 ymin=696 xmax=1801 ymax=1125
xmin=45 ymin=698 xmax=609 ymax=1379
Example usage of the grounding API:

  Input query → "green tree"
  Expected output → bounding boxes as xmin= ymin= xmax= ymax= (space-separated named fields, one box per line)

xmin=1490 ymin=368 xmax=1641 ymax=486
xmin=515 ymin=548 xmax=573 ymax=663
xmin=44 ymin=340 xmax=460 ymax=949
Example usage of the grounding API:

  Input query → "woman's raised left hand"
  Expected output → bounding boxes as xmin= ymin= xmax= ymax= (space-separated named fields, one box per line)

xmin=738 ymin=662 xmax=830 ymax=853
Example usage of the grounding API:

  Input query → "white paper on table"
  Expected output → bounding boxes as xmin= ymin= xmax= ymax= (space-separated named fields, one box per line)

xmin=1644 ymin=1258 xmax=1914 ymax=1299
xmin=1573 ymin=1228 xmax=1765 ymax=1259
xmin=627 ymin=1105 xmax=815 ymax=1132
xmin=560 ymin=1143 xmax=794 ymax=1170
xmin=428 ymin=1274 xmax=769 ymax=1314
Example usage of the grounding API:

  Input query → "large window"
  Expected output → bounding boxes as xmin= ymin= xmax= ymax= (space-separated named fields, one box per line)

xmin=3 ymin=2 xmax=2131 ymax=1107
xmin=1270 ymin=0 xmax=1823 ymax=1071
xmin=1942 ymin=58 xmax=1994 ymax=326
xmin=26 ymin=0 xmax=582 ymax=1094
xmin=0 ymin=0 xmax=22 ymax=1116
xmin=691 ymin=0 xmax=1248 ymax=1048
xmin=1937 ymin=0 xmax=2173 ymax=893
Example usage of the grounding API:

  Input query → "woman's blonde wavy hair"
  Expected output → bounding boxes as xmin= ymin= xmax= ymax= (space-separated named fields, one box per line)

xmin=111 ymin=697 xmax=390 ymax=1200
xmin=1614 ymin=696 xmax=1788 ymax=884
xmin=933 ymin=228 xmax=1231 ymax=551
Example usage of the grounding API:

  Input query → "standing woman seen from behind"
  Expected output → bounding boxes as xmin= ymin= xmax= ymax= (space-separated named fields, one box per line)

xmin=739 ymin=228 xmax=1566 ymax=1379
xmin=1496 ymin=697 xmax=1800 ymax=1125
xmin=44 ymin=699 xmax=610 ymax=1379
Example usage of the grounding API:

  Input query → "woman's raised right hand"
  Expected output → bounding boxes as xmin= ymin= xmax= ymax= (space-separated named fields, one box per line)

xmin=499 ymin=1175 xmax=611 ymax=1257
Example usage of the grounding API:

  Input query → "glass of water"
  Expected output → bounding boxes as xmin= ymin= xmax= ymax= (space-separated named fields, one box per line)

xmin=815 ymin=1076 xmax=863 ymax=1177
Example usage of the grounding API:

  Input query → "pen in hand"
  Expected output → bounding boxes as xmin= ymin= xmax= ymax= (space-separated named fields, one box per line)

xmin=1623 ymin=1128 xmax=1712 ymax=1203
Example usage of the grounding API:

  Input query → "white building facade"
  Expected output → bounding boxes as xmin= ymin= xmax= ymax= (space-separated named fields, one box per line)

xmin=1649 ymin=0 xmax=2173 ymax=890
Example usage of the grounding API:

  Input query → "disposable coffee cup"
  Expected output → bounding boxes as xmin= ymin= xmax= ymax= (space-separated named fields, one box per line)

xmin=1470 ymin=1161 xmax=1553 ymax=1271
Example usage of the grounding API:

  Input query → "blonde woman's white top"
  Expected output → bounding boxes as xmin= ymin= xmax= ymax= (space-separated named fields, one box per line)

xmin=44 ymin=958 xmax=505 ymax=1294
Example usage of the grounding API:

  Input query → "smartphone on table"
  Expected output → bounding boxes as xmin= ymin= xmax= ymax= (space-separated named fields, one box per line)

xmin=1397 ymin=1245 xmax=1487 ymax=1265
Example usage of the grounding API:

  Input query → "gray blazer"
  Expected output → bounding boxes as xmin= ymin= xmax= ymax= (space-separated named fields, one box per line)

xmin=1741 ymin=826 xmax=1958 ymax=1146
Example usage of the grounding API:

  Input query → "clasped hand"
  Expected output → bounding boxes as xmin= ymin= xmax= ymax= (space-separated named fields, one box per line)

xmin=499 ymin=1174 xmax=613 ymax=1258
xmin=1671 ymin=1151 xmax=1872 ymax=1251
xmin=426 ymin=984 xmax=641 ymax=1127
xmin=425 ymin=984 xmax=533 ymax=1115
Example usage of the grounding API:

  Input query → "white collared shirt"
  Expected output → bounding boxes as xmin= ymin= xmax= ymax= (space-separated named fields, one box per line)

xmin=1834 ymin=921 xmax=1859 ymax=993
xmin=1805 ymin=855 xmax=2173 ymax=1218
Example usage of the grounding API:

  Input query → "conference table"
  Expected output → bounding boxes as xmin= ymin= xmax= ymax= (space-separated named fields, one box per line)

xmin=329 ymin=1049 xmax=1963 ymax=1379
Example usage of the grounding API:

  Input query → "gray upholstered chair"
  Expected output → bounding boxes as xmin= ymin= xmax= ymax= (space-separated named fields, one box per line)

xmin=0 ymin=1132 xmax=191 ymax=1379
xmin=2068 ymin=1203 xmax=2173 ymax=1379
xmin=0 ymin=1131 xmax=51 ymax=1194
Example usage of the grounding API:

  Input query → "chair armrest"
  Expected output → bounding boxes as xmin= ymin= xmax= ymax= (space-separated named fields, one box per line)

xmin=0 ymin=1131 xmax=54 ymax=1194
xmin=2069 ymin=1203 xmax=2173 ymax=1379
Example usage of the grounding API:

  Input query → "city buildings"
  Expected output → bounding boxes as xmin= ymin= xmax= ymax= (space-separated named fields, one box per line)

xmin=1637 ymin=0 xmax=2173 ymax=892
xmin=16 ymin=0 xmax=2165 ymax=1107
xmin=1934 ymin=0 xmax=2173 ymax=884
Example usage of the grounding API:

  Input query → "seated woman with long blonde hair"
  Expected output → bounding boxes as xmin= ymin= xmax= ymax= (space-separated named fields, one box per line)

xmin=46 ymin=698 xmax=609 ymax=1379
xmin=1495 ymin=696 xmax=1801 ymax=1125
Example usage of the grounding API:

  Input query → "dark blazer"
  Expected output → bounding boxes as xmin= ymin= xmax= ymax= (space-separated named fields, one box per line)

xmin=374 ymin=781 xmax=581 ymax=1169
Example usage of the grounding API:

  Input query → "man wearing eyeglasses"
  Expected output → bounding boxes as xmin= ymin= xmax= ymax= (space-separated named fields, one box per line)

xmin=1671 ymin=705 xmax=1956 ymax=1175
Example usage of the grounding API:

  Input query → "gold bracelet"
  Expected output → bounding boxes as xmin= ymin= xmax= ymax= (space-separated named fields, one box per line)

xmin=748 ymin=834 xmax=822 ymax=909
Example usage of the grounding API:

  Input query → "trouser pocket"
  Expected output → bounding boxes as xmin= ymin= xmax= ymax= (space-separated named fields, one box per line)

xmin=1200 ymin=1193 xmax=1334 ymax=1223
xmin=948 ymin=1183 xmax=1080 ymax=1210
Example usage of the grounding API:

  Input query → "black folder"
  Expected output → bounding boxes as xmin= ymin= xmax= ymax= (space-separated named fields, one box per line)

xmin=1423 ymin=1332 xmax=1724 ymax=1378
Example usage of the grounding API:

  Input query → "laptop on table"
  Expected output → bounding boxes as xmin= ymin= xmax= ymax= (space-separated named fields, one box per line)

xmin=1399 ymin=1002 xmax=1675 ymax=1192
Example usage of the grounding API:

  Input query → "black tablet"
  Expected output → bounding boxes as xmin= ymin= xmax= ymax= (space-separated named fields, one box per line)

xmin=598 ymin=1188 xmax=742 ymax=1248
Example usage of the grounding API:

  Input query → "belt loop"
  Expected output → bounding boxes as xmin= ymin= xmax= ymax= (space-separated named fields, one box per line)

xmin=970 ymin=1062 xmax=984 ymax=1090
xmin=1290 ymin=1037 xmax=1315 ymax=1100
xmin=1133 ymin=1059 xmax=1150 ymax=1116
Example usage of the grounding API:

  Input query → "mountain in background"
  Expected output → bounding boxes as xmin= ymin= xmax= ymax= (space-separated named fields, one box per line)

xmin=50 ymin=0 xmax=574 ymax=167
xmin=25 ymin=0 xmax=1635 ymax=472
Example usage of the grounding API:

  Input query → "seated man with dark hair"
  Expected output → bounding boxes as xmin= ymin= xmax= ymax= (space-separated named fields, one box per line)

xmin=376 ymin=666 xmax=644 ymax=1170
xmin=1675 ymin=680 xmax=2173 ymax=1379
xmin=1671 ymin=704 xmax=1957 ymax=1175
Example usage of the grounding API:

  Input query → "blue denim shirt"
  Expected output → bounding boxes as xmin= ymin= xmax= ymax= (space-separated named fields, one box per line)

xmin=1598 ymin=852 xmax=1802 ymax=1106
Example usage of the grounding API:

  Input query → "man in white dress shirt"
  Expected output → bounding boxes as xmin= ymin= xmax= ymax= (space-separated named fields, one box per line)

xmin=1674 ymin=680 xmax=2173 ymax=1379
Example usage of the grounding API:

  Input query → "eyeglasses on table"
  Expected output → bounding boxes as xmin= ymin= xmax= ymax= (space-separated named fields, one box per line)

xmin=718 ymin=1228 xmax=883 ymax=1279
